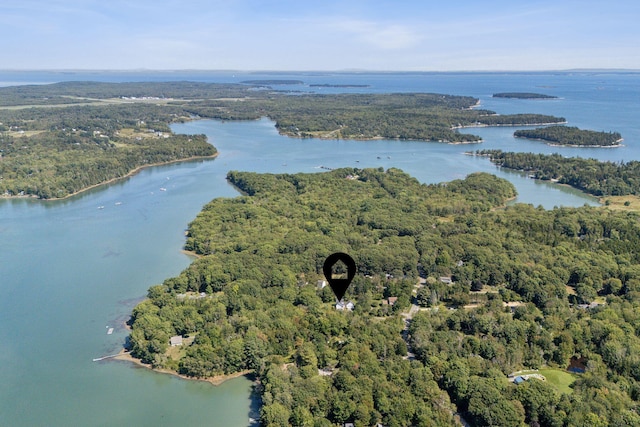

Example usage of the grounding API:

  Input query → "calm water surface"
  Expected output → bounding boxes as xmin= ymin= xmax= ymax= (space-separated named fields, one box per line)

xmin=0 ymin=71 xmax=638 ymax=425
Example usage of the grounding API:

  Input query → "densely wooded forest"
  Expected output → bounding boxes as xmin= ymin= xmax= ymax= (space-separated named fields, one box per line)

xmin=128 ymin=168 xmax=640 ymax=426
xmin=183 ymin=93 xmax=563 ymax=142
xmin=477 ymin=150 xmax=640 ymax=197
xmin=0 ymin=103 xmax=215 ymax=199
xmin=514 ymin=126 xmax=622 ymax=147
xmin=0 ymin=82 xmax=565 ymax=199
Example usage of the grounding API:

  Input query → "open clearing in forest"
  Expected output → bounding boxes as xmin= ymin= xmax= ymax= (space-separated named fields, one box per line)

xmin=601 ymin=195 xmax=640 ymax=212
xmin=538 ymin=368 xmax=577 ymax=394
xmin=512 ymin=368 xmax=577 ymax=394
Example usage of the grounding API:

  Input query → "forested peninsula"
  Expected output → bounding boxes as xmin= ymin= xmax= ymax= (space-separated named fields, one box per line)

xmin=477 ymin=150 xmax=640 ymax=197
xmin=514 ymin=126 xmax=623 ymax=147
xmin=129 ymin=168 xmax=640 ymax=426
xmin=0 ymin=81 xmax=564 ymax=199
xmin=0 ymin=103 xmax=216 ymax=200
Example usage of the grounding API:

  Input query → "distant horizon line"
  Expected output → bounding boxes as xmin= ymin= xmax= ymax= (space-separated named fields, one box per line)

xmin=1 ymin=68 xmax=639 ymax=74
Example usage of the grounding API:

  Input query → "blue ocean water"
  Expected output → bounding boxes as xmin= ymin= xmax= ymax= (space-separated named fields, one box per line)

xmin=0 ymin=71 xmax=638 ymax=426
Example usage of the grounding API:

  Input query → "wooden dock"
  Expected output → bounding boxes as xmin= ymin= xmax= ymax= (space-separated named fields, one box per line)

xmin=92 ymin=353 xmax=120 ymax=362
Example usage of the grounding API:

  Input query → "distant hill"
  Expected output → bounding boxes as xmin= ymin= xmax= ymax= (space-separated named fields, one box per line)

xmin=240 ymin=79 xmax=304 ymax=85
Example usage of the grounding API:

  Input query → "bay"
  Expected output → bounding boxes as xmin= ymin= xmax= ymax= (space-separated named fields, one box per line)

xmin=172 ymin=117 xmax=600 ymax=209
xmin=0 ymin=71 xmax=638 ymax=426
xmin=0 ymin=161 xmax=258 ymax=426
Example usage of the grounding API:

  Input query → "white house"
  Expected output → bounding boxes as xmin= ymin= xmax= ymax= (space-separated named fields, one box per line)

xmin=336 ymin=301 xmax=355 ymax=311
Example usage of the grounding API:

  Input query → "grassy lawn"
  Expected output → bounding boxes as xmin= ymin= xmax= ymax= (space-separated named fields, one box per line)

xmin=593 ymin=296 xmax=607 ymax=305
xmin=165 ymin=335 xmax=196 ymax=360
xmin=601 ymin=195 xmax=640 ymax=212
xmin=511 ymin=368 xmax=577 ymax=394
xmin=538 ymin=368 xmax=577 ymax=394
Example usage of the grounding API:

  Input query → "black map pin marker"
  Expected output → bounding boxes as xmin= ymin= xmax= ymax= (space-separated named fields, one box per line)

xmin=323 ymin=252 xmax=356 ymax=302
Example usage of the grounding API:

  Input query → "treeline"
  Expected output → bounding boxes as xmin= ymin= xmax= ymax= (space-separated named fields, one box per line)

xmin=0 ymin=103 xmax=186 ymax=133
xmin=514 ymin=126 xmax=622 ymax=146
xmin=477 ymin=150 xmax=640 ymax=197
xmin=129 ymin=168 xmax=640 ymax=426
xmin=470 ymin=113 xmax=564 ymax=127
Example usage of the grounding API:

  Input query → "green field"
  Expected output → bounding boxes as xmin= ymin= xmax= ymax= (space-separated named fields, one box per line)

xmin=538 ymin=368 xmax=578 ymax=394
xmin=512 ymin=368 xmax=577 ymax=394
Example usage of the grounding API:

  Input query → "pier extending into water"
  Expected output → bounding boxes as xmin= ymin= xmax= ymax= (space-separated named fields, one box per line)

xmin=92 ymin=354 xmax=120 ymax=362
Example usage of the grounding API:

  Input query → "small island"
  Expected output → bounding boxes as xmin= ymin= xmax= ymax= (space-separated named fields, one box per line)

xmin=514 ymin=125 xmax=623 ymax=147
xmin=493 ymin=92 xmax=558 ymax=99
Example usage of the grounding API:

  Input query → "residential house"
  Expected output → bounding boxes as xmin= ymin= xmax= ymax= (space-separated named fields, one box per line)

xmin=336 ymin=301 xmax=355 ymax=311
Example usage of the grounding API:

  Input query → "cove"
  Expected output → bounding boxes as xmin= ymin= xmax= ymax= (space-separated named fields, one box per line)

xmin=172 ymin=117 xmax=599 ymax=209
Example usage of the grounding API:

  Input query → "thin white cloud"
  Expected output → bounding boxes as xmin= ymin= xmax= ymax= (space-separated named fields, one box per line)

xmin=333 ymin=19 xmax=422 ymax=50
xmin=1 ymin=0 xmax=639 ymax=70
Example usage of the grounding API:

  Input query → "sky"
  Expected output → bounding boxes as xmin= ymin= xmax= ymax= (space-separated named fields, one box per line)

xmin=1 ymin=0 xmax=639 ymax=71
